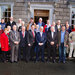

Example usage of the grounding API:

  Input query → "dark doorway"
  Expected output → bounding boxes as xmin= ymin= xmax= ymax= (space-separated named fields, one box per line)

xmin=34 ymin=10 xmax=49 ymax=24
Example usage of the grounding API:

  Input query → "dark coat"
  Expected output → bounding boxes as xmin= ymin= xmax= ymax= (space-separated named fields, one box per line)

xmin=27 ymin=30 xmax=36 ymax=46
xmin=19 ymin=31 xmax=27 ymax=47
xmin=36 ymin=32 xmax=46 ymax=45
xmin=47 ymin=31 xmax=57 ymax=46
xmin=6 ymin=21 xmax=16 ymax=29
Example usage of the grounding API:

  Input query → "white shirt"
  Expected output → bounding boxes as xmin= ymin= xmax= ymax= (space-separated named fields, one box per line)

xmin=10 ymin=21 xmax=13 ymax=24
xmin=40 ymin=32 xmax=43 ymax=37
xmin=57 ymin=25 xmax=60 ymax=29
xmin=51 ymin=32 xmax=54 ymax=38
xmin=46 ymin=24 xmax=51 ymax=28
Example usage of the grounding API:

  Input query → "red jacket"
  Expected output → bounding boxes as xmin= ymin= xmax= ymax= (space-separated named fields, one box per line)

xmin=72 ymin=29 xmax=75 ymax=32
xmin=1 ymin=32 xmax=9 ymax=51
xmin=43 ymin=25 xmax=47 ymax=32
xmin=0 ymin=29 xmax=4 ymax=44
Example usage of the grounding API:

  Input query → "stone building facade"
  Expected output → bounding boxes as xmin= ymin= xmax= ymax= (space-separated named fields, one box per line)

xmin=0 ymin=0 xmax=75 ymax=26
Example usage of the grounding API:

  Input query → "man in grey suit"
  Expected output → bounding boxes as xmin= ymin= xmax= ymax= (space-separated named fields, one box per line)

xmin=9 ymin=25 xmax=20 ymax=63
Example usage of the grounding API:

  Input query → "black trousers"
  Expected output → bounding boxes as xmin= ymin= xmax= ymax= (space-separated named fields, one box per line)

xmin=2 ymin=51 xmax=8 ymax=62
xmin=47 ymin=45 xmax=56 ymax=61
xmin=26 ymin=43 xmax=35 ymax=62
xmin=18 ymin=46 xmax=26 ymax=60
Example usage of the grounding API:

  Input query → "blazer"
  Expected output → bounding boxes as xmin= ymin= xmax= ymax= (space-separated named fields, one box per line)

xmin=19 ymin=31 xmax=27 ymax=47
xmin=27 ymin=30 xmax=36 ymax=46
xmin=57 ymin=31 xmax=69 ymax=46
xmin=47 ymin=31 xmax=57 ymax=45
xmin=36 ymin=32 xmax=46 ymax=45
xmin=9 ymin=30 xmax=20 ymax=46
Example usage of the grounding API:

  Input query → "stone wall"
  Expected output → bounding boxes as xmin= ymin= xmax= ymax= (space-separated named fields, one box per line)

xmin=54 ymin=0 xmax=70 ymax=24
xmin=0 ymin=0 xmax=71 ymax=25
xmin=0 ymin=0 xmax=29 ymax=25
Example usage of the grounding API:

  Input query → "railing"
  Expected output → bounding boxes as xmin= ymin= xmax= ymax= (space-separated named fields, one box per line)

xmin=24 ymin=0 xmax=59 ymax=2
xmin=69 ymin=0 xmax=75 ymax=2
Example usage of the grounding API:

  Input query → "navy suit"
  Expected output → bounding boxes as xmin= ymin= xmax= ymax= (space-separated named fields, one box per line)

xmin=36 ymin=32 xmax=46 ymax=62
xmin=19 ymin=31 xmax=27 ymax=60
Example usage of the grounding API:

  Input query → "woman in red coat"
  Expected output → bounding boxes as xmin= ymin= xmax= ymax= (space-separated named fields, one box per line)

xmin=1 ymin=28 xmax=9 ymax=63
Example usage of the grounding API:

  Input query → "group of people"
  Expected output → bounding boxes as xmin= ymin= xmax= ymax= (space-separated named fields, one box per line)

xmin=0 ymin=17 xmax=75 ymax=63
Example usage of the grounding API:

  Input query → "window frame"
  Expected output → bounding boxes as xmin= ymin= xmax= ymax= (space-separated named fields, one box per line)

xmin=0 ymin=2 xmax=14 ymax=22
xmin=69 ymin=4 xmax=75 ymax=26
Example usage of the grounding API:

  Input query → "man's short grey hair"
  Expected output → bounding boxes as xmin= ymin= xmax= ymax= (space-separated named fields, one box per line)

xmin=39 ymin=18 xmax=42 ymax=21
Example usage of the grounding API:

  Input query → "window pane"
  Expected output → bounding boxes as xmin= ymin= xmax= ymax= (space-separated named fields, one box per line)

xmin=0 ymin=5 xmax=11 ymax=23
xmin=71 ymin=8 xmax=75 ymax=25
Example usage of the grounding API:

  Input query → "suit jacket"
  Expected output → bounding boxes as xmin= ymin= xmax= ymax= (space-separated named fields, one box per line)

xmin=27 ymin=30 xmax=36 ymax=46
xmin=6 ymin=21 xmax=16 ymax=29
xmin=36 ymin=32 xmax=46 ymax=45
xmin=19 ymin=31 xmax=27 ymax=47
xmin=57 ymin=31 xmax=69 ymax=46
xmin=56 ymin=25 xmax=61 ymax=32
xmin=47 ymin=31 xmax=57 ymax=46
xmin=9 ymin=30 xmax=20 ymax=46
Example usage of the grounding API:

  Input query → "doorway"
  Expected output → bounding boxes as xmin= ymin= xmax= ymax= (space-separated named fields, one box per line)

xmin=34 ymin=10 xmax=49 ymax=24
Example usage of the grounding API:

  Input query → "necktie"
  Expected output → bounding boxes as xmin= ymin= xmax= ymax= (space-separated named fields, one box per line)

xmin=22 ymin=32 xmax=24 ymax=38
xmin=15 ymin=32 xmax=17 ymax=40
xmin=32 ymin=31 xmax=35 ymax=38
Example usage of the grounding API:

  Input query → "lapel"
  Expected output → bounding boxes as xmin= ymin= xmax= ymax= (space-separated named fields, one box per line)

xmin=21 ymin=31 xmax=26 ymax=38
xmin=30 ymin=30 xmax=34 ymax=38
xmin=21 ymin=32 xmax=23 ymax=38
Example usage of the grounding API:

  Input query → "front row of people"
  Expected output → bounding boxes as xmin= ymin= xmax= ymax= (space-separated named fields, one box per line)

xmin=0 ymin=24 xmax=75 ymax=63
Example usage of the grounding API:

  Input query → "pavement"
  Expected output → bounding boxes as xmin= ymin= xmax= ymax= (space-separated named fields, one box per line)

xmin=0 ymin=60 xmax=75 ymax=75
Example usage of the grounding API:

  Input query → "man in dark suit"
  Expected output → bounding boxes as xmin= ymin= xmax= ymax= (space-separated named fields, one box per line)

xmin=47 ymin=26 xmax=57 ymax=63
xmin=36 ymin=26 xmax=46 ymax=62
xmin=6 ymin=17 xmax=16 ymax=29
xmin=26 ymin=24 xmax=36 ymax=62
xmin=9 ymin=25 xmax=20 ymax=63
xmin=18 ymin=26 xmax=27 ymax=61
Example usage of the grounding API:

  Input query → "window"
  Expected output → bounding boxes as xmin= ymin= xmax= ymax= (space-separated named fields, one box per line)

xmin=71 ymin=8 xmax=75 ymax=25
xmin=0 ymin=4 xmax=11 ymax=23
